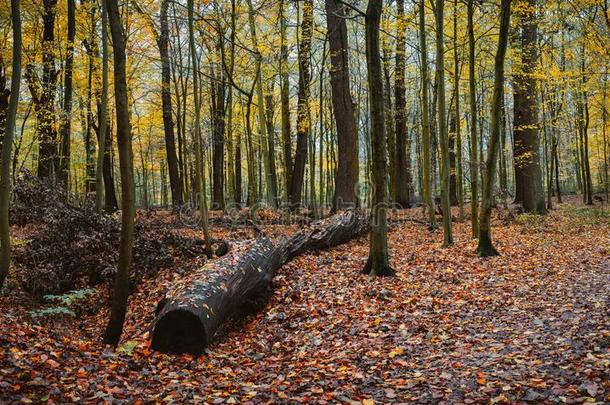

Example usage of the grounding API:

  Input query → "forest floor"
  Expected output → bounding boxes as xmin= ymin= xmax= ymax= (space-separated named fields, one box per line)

xmin=1 ymin=198 xmax=609 ymax=404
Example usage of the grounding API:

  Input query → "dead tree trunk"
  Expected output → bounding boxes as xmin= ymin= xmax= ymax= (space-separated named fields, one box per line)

xmin=150 ymin=210 xmax=368 ymax=355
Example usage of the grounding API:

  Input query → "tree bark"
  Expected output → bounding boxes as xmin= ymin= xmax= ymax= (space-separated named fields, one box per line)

xmin=477 ymin=0 xmax=511 ymax=257
xmin=467 ymin=0 xmax=479 ymax=237
xmin=435 ymin=0 xmax=453 ymax=246
xmin=103 ymin=0 xmax=136 ymax=346
xmin=159 ymin=0 xmax=183 ymax=207
xmin=95 ymin=103 xmax=119 ymax=212
xmin=246 ymin=0 xmax=276 ymax=208
xmin=0 ymin=0 xmax=22 ymax=289
xmin=363 ymin=0 xmax=394 ymax=277
xmin=211 ymin=50 xmax=226 ymax=211
xmin=513 ymin=0 xmax=546 ymax=213
xmin=288 ymin=0 xmax=313 ymax=208
xmin=83 ymin=0 xmax=98 ymax=194
xmin=394 ymin=0 xmax=410 ymax=208
xmin=151 ymin=210 xmax=368 ymax=355
xmin=453 ymin=0 xmax=464 ymax=217
xmin=187 ymin=0 xmax=213 ymax=255
xmin=95 ymin=0 xmax=108 ymax=213
xmin=279 ymin=0 xmax=292 ymax=198
xmin=25 ymin=0 xmax=58 ymax=182
xmin=265 ymin=89 xmax=279 ymax=207
xmin=419 ymin=0 xmax=436 ymax=228
xmin=326 ymin=0 xmax=359 ymax=212
xmin=58 ymin=0 xmax=75 ymax=188
xmin=579 ymin=45 xmax=593 ymax=205
xmin=449 ymin=109 xmax=458 ymax=206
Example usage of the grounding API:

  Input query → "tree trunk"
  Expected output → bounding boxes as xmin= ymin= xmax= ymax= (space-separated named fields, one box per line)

xmin=467 ymin=0 xmax=479 ymax=237
xmin=103 ymin=0 xmax=136 ymax=346
xmin=245 ymin=94 xmax=257 ymax=206
xmin=477 ymin=0 xmax=511 ymax=257
xmin=580 ymin=46 xmax=593 ymax=205
xmin=288 ymin=0 xmax=313 ymax=208
xmin=58 ymin=0 xmax=75 ymax=188
xmin=0 ymin=0 xmax=22 ymax=289
xmin=95 ymin=0 xmax=108 ymax=213
xmin=419 ymin=0 xmax=436 ymax=228
xmin=279 ymin=0 xmax=292 ymax=198
xmin=513 ymin=0 xmax=546 ymax=213
xmin=84 ymin=0 xmax=97 ymax=194
xmin=159 ymin=0 xmax=183 ymax=207
xmin=26 ymin=0 xmax=58 ymax=182
xmin=435 ymin=0 xmax=453 ymax=246
xmin=449 ymin=109 xmax=458 ymax=206
xmin=383 ymin=42 xmax=396 ymax=203
xmin=603 ymin=83 xmax=609 ymax=200
xmin=151 ymin=210 xmax=368 ymax=355
xmin=393 ymin=0 xmax=410 ymax=208
xmin=246 ymin=0 xmax=276 ymax=208
xmin=96 ymin=105 xmax=119 ymax=212
xmin=326 ymin=0 xmax=359 ymax=212
xmin=499 ymin=96 xmax=508 ymax=195
xmin=363 ymin=0 xmax=394 ymax=277
xmin=211 ymin=49 xmax=226 ymax=211
xmin=265 ymin=89 xmax=279 ymax=207
xmin=553 ymin=135 xmax=562 ymax=202
xmin=187 ymin=0 xmax=213 ymax=256
xmin=453 ymin=0 xmax=464 ymax=218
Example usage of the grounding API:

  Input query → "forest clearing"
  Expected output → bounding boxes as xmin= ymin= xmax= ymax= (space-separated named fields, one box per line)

xmin=1 ymin=0 xmax=610 ymax=403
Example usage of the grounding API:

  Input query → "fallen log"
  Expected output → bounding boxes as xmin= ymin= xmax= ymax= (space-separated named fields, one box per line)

xmin=150 ymin=209 xmax=368 ymax=355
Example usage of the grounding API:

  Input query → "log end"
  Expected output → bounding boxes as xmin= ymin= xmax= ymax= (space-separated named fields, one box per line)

xmin=150 ymin=309 xmax=208 ymax=355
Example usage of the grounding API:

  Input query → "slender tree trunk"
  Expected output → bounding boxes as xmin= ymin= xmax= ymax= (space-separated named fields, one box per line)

xmin=449 ymin=108 xmax=458 ymax=206
xmin=210 ymin=49 xmax=226 ymax=211
xmin=554 ymin=135 xmax=562 ymax=202
xmin=467 ymin=0 xmax=479 ymax=237
xmin=288 ymin=0 xmax=313 ymax=208
xmin=246 ymin=0 xmax=276 ymax=208
xmin=265 ymin=87 xmax=279 ymax=207
xmin=97 ymin=105 xmax=119 ymax=212
xmin=477 ymin=0 xmax=511 ymax=257
xmin=580 ymin=47 xmax=593 ymax=205
xmin=453 ymin=0 xmax=464 ymax=218
xmin=159 ymin=0 xmax=183 ymax=207
xmin=225 ymin=0 xmax=237 ymax=206
xmin=235 ymin=108 xmax=242 ymax=207
xmin=103 ymin=0 xmax=136 ymax=346
xmin=279 ymin=0 xmax=292 ymax=198
xmin=419 ymin=0 xmax=436 ymax=228
xmin=26 ymin=0 xmax=58 ymax=182
xmin=245 ymin=94 xmax=257 ymax=206
xmin=58 ymin=0 xmax=75 ymax=188
xmin=363 ymin=0 xmax=394 ymax=277
xmin=603 ymin=83 xmax=609 ymax=200
xmin=499 ymin=96 xmax=508 ymax=195
xmin=383 ymin=41 xmax=396 ymax=202
xmin=435 ymin=0 xmax=453 ymax=246
xmin=95 ymin=0 xmax=108 ymax=213
xmin=541 ymin=88 xmax=552 ymax=209
xmin=187 ymin=0 xmax=213 ymax=255
xmin=394 ymin=0 xmax=410 ymax=207
xmin=84 ymin=0 xmax=98 ymax=194
xmin=318 ymin=83 xmax=325 ymax=210
xmin=0 ymin=0 xmax=22 ymax=289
